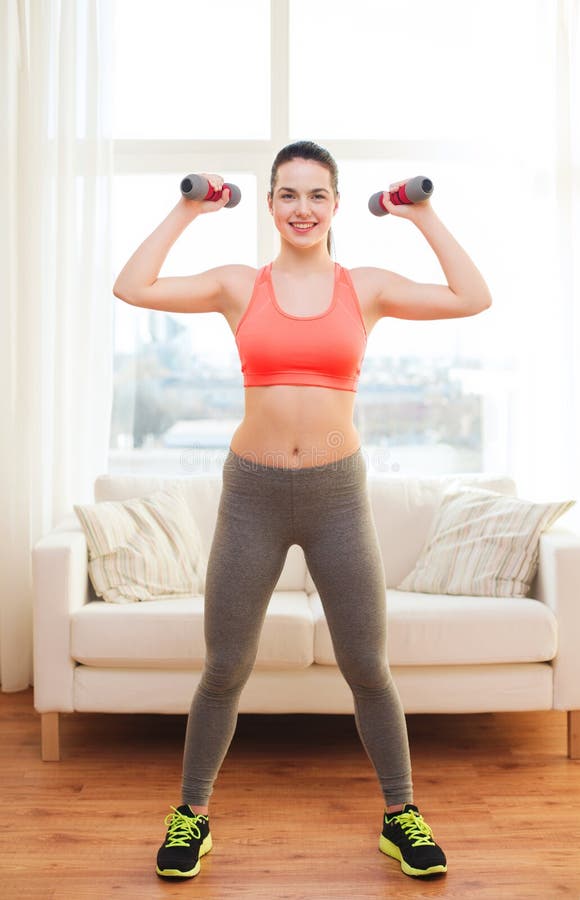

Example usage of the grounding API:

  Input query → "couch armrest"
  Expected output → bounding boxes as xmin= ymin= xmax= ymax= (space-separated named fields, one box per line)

xmin=535 ymin=527 xmax=580 ymax=710
xmin=31 ymin=521 xmax=90 ymax=713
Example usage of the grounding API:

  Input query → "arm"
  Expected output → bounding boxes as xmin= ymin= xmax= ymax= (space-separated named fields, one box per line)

xmin=112 ymin=175 xmax=231 ymax=314
xmin=372 ymin=184 xmax=493 ymax=321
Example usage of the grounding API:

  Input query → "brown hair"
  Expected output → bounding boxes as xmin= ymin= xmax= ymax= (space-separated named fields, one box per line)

xmin=269 ymin=140 xmax=338 ymax=258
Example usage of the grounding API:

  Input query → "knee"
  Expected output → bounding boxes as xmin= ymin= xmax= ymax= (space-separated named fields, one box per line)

xmin=337 ymin=653 xmax=393 ymax=693
xmin=200 ymin=654 xmax=254 ymax=697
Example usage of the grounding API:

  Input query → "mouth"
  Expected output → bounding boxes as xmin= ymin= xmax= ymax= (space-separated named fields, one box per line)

xmin=290 ymin=223 xmax=317 ymax=232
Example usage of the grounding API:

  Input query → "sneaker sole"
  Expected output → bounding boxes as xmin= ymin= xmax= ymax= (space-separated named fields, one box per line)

xmin=379 ymin=835 xmax=447 ymax=877
xmin=156 ymin=833 xmax=213 ymax=879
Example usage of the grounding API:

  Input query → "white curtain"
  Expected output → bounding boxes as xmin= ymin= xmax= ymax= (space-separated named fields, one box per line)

xmin=502 ymin=0 xmax=580 ymax=515
xmin=0 ymin=0 xmax=114 ymax=691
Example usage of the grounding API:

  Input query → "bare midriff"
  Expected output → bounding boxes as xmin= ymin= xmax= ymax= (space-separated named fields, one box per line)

xmin=229 ymin=384 xmax=361 ymax=469
xmin=225 ymin=265 xmax=379 ymax=470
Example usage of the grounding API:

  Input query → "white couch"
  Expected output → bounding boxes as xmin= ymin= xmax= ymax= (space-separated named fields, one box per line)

xmin=32 ymin=470 xmax=580 ymax=761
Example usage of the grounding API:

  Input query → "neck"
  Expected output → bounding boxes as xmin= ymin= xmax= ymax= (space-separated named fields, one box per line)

xmin=273 ymin=240 xmax=333 ymax=273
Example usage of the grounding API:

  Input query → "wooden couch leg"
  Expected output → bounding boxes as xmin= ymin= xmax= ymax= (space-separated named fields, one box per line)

xmin=567 ymin=710 xmax=580 ymax=759
xmin=41 ymin=712 xmax=60 ymax=761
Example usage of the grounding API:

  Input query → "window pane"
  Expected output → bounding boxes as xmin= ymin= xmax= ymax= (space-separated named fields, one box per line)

xmin=289 ymin=0 xmax=547 ymax=149
xmin=331 ymin=156 xmax=528 ymax=367
xmin=111 ymin=172 xmax=255 ymax=466
xmin=113 ymin=0 xmax=270 ymax=139
xmin=331 ymin=156 xmax=518 ymax=476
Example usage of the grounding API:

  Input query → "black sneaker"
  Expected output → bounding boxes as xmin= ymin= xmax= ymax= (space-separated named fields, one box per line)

xmin=379 ymin=803 xmax=447 ymax=877
xmin=156 ymin=804 xmax=212 ymax=879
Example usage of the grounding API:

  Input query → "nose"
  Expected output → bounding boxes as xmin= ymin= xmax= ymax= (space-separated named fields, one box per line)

xmin=295 ymin=198 xmax=312 ymax=216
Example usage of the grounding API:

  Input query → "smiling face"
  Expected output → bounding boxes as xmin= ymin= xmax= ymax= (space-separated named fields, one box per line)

xmin=268 ymin=158 xmax=339 ymax=249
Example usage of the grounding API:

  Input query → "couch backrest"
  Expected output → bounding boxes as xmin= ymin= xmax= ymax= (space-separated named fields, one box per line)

xmin=94 ymin=471 xmax=516 ymax=591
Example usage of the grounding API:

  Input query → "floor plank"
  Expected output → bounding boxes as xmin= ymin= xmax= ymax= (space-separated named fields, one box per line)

xmin=1 ymin=689 xmax=579 ymax=898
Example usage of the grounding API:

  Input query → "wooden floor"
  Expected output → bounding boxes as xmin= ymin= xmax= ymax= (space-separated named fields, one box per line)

xmin=1 ymin=689 xmax=580 ymax=899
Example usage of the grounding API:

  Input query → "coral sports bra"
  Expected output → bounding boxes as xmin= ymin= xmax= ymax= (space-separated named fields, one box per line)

xmin=235 ymin=262 xmax=368 ymax=392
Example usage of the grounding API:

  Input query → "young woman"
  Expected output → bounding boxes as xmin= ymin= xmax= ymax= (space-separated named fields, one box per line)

xmin=113 ymin=140 xmax=492 ymax=881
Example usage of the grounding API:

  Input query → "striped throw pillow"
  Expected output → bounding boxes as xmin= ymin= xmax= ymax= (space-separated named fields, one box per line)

xmin=74 ymin=486 xmax=207 ymax=603
xmin=396 ymin=487 xmax=575 ymax=597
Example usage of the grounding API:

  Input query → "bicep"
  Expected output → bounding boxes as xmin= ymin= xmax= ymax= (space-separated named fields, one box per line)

xmin=113 ymin=266 xmax=227 ymax=315
xmin=370 ymin=267 xmax=478 ymax=321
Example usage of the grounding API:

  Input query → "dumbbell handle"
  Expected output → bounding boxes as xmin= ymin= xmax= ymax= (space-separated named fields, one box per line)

xmin=180 ymin=174 xmax=241 ymax=208
xmin=368 ymin=176 xmax=434 ymax=216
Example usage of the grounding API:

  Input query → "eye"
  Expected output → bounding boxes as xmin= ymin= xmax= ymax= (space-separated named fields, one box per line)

xmin=281 ymin=193 xmax=326 ymax=199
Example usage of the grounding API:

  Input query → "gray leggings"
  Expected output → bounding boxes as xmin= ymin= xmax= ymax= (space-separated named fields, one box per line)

xmin=181 ymin=446 xmax=414 ymax=808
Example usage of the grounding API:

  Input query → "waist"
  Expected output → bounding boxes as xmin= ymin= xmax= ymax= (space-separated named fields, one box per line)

xmin=226 ymin=443 xmax=365 ymax=475
xmin=230 ymin=423 xmax=362 ymax=469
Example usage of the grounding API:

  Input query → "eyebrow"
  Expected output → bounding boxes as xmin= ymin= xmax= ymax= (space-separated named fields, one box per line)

xmin=277 ymin=187 xmax=330 ymax=194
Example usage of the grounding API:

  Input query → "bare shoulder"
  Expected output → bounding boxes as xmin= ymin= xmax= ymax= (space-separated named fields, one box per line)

xmin=344 ymin=266 xmax=381 ymax=330
xmin=347 ymin=266 xmax=380 ymax=303
xmin=218 ymin=264 xmax=259 ymax=304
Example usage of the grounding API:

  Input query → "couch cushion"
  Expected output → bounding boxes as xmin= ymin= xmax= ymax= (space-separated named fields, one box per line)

xmin=94 ymin=474 xmax=308 ymax=592
xmin=370 ymin=473 xmax=518 ymax=589
xmin=74 ymin=486 xmax=207 ymax=603
xmin=397 ymin=486 xmax=575 ymax=598
xmin=71 ymin=590 xmax=314 ymax=668
xmin=310 ymin=590 xmax=557 ymax=666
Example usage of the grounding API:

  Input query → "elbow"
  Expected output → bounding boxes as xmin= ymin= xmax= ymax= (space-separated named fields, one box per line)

xmin=458 ymin=294 xmax=492 ymax=318
xmin=480 ymin=282 xmax=493 ymax=309
xmin=472 ymin=293 xmax=492 ymax=313
xmin=113 ymin=282 xmax=132 ymax=304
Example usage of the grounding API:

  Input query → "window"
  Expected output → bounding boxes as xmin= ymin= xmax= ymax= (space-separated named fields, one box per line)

xmin=111 ymin=0 xmax=554 ymax=476
xmin=113 ymin=0 xmax=270 ymax=140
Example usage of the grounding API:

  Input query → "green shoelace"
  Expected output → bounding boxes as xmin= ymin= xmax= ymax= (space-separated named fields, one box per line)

xmin=163 ymin=807 xmax=205 ymax=847
xmin=387 ymin=809 xmax=436 ymax=847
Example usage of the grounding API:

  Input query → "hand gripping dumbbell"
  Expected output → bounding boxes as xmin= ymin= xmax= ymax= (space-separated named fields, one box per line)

xmin=180 ymin=174 xmax=242 ymax=208
xmin=368 ymin=176 xmax=434 ymax=216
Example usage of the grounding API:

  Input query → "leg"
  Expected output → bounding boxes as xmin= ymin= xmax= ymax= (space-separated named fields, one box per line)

xmin=297 ymin=459 xmax=413 ymax=807
xmin=41 ymin=712 xmax=60 ymax=761
xmin=568 ymin=710 xmax=580 ymax=758
xmin=181 ymin=458 xmax=293 ymax=806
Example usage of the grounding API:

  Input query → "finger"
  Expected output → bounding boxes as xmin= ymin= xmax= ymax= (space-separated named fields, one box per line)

xmin=206 ymin=174 xmax=222 ymax=189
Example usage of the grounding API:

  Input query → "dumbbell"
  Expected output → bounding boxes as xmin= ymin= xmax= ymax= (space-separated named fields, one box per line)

xmin=368 ymin=176 xmax=434 ymax=216
xmin=180 ymin=174 xmax=241 ymax=208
